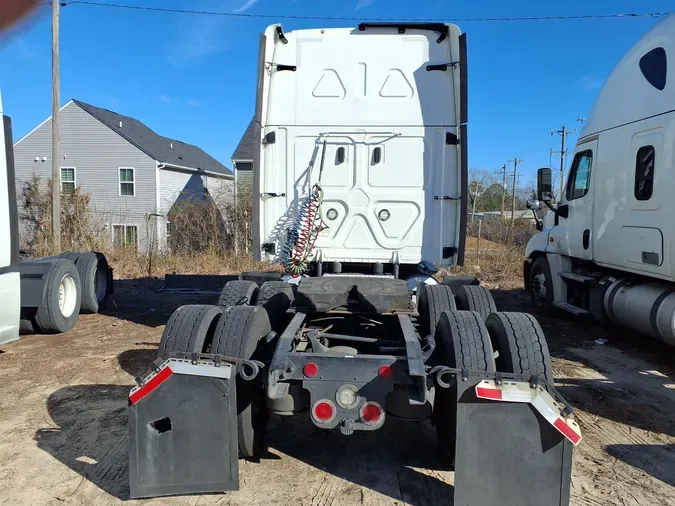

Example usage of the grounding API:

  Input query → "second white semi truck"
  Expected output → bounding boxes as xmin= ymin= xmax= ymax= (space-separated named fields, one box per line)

xmin=524 ymin=14 xmax=675 ymax=348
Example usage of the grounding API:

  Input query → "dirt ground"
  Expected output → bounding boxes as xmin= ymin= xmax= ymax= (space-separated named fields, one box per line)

xmin=0 ymin=279 xmax=673 ymax=506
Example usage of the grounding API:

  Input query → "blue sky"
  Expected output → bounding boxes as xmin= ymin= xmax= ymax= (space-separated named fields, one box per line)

xmin=0 ymin=0 xmax=671 ymax=186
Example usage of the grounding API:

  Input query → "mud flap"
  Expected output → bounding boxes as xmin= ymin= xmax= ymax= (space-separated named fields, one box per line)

xmin=453 ymin=374 xmax=576 ymax=506
xmin=128 ymin=359 xmax=239 ymax=499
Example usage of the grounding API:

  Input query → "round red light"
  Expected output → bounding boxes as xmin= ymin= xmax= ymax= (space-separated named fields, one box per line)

xmin=304 ymin=362 xmax=319 ymax=377
xmin=314 ymin=401 xmax=334 ymax=422
xmin=378 ymin=365 xmax=392 ymax=379
xmin=361 ymin=403 xmax=382 ymax=423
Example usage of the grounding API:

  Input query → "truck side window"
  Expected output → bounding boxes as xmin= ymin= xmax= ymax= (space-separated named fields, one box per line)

xmin=566 ymin=150 xmax=593 ymax=201
xmin=635 ymin=145 xmax=656 ymax=201
xmin=639 ymin=47 xmax=667 ymax=91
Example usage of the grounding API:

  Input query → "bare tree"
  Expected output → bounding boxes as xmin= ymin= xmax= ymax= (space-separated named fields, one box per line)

xmin=468 ymin=169 xmax=496 ymax=220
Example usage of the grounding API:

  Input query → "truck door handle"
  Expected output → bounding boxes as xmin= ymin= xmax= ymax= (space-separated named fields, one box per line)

xmin=583 ymin=229 xmax=590 ymax=250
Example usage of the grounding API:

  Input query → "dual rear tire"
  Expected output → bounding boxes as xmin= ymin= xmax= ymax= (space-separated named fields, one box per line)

xmin=158 ymin=303 xmax=272 ymax=459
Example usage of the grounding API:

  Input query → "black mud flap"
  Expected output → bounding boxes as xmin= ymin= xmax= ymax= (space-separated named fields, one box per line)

xmin=129 ymin=359 xmax=239 ymax=499
xmin=453 ymin=375 xmax=575 ymax=506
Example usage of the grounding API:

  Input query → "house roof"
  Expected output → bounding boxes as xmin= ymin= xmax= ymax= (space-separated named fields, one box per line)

xmin=231 ymin=118 xmax=255 ymax=162
xmin=72 ymin=100 xmax=232 ymax=177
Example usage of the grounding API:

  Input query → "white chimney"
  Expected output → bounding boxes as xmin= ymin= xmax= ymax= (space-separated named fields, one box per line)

xmin=118 ymin=120 xmax=123 ymax=128
xmin=170 ymin=142 xmax=173 ymax=149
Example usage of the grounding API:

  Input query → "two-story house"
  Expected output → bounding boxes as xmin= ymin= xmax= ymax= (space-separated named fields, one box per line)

xmin=13 ymin=99 xmax=233 ymax=252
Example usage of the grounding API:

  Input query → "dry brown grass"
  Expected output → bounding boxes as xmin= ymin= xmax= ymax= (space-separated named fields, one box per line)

xmin=101 ymin=248 xmax=278 ymax=280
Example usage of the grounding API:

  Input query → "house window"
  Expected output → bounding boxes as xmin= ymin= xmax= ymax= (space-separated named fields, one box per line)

xmin=566 ymin=150 xmax=593 ymax=201
xmin=639 ymin=47 xmax=667 ymax=91
xmin=166 ymin=222 xmax=172 ymax=237
xmin=112 ymin=225 xmax=138 ymax=249
xmin=119 ymin=167 xmax=135 ymax=196
xmin=635 ymin=145 xmax=656 ymax=201
xmin=60 ymin=167 xmax=75 ymax=194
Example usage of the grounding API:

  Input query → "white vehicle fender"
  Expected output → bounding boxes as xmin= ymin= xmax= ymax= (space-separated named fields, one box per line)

xmin=525 ymin=230 xmax=550 ymax=259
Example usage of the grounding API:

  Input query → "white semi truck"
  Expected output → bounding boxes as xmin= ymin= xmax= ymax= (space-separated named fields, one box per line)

xmin=130 ymin=23 xmax=580 ymax=505
xmin=524 ymin=14 xmax=675 ymax=347
xmin=0 ymin=92 xmax=113 ymax=345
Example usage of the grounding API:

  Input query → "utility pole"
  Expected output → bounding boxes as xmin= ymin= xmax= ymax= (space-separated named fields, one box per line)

xmin=551 ymin=124 xmax=577 ymax=202
xmin=496 ymin=164 xmax=507 ymax=221
xmin=51 ymin=0 xmax=61 ymax=250
xmin=507 ymin=158 xmax=522 ymax=226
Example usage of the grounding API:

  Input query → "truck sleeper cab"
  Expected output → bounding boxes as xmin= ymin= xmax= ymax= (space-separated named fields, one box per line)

xmin=524 ymin=14 xmax=675 ymax=347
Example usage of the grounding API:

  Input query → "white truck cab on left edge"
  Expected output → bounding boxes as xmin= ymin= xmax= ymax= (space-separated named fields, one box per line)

xmin=0 ymin=91 xmax=21 ymax=344
xmin=523 ymin=13 xmax=675 ymax=348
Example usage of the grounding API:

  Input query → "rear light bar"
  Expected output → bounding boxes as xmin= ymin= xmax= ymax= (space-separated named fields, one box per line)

xmin=475 ymin=379 xmax=582 ymax=445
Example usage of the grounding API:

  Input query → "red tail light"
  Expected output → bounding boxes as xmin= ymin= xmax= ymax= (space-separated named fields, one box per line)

xmin=378 ymin=365 xmax=392 ymax=379
xmin=312 ymin=400 xmax=336 ymax=424
xmin=360 ymin=401 xmax=384 ymax=425
xmin=303 ymin=362 xmax=319 ymax=378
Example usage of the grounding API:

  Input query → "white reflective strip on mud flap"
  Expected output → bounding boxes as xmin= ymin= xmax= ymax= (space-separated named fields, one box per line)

xmin=474 ymin=379 xmax=582 ymax=446
xmin=169 ymin=361 xmax=233 ymax=379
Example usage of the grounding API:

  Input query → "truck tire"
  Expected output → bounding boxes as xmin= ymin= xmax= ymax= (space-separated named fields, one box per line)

xmin=485 ymin=312 xmax=553 ymax=384
xmin=455 ymin=285 xmax=497 ymax=320
xmin=76 ymin=252 xmax=107 ymax=314
xmin=433 ymin=310 xmax=495 ymax=465
xmin=158 ymin=305 xmax=222 ymax=356
xmin=211 ymin=306 xmax=272 ymax=458
xmin=217 ymin=280 xmax=259 ymax=309
xmin=417 ymin=284 xmax=456 ymax=337
xmin=20 ymin=318 xmax=36 ymax=335
xmin=34 ymin=259 xmax=82 ymax=334
xmin=255 ymin=281 xmax=293 ymax=330
xmin=529 ymin=257 xmax=555 ymax=316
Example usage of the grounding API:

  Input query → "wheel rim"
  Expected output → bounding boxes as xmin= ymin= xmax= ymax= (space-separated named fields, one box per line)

xmin=59 ymin=274 xmax=78 ymax=317
xmin=94 ymin=266 xmax=108 ymax=302
xmin=531 ymin=271 xmax=547 ymax=305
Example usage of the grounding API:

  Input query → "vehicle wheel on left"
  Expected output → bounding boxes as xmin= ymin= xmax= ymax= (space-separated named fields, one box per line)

xmin=255 ymin=281 xmax=293 ymax=331
xmin=34 ymin=259 xmax=82 ymax=334
xmin=211 ymin=306 xmax=272 ymax=459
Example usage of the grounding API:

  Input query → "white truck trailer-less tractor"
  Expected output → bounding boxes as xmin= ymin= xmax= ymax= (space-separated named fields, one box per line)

xmin=0 ymin=93 xmax=113 ymax=345
xmin=129 ymin=23 xmax=581 ymax=504
xmin=525 ymin=14 xmax=675 ymax=348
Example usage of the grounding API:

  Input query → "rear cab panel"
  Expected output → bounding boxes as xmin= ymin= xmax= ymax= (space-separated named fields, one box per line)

xmin=255 ymin=24 xmax=467 ymax=267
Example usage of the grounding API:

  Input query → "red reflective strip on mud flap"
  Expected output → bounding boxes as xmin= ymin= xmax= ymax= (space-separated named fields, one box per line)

xmin=475 ymin=380 xmax=582 ymax=446
xmin=553 ymin=417 xmax=582 ymax=445
xmin=129 ymin=366 xmax=173 ymax=405
xmin=475 ymin=387 xmax=503 ymax=400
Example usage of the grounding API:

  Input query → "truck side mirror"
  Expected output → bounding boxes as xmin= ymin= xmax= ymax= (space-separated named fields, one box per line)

xmin=537 ymin=168 xmax=554 ymax=202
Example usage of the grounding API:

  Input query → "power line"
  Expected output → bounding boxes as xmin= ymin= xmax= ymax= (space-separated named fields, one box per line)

xmin=63 ymin=1 xmax=671 ymax=22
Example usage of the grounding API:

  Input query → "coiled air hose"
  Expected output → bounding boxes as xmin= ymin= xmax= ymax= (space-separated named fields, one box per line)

xmin=280 ymin=140 xmax=328 ymax=275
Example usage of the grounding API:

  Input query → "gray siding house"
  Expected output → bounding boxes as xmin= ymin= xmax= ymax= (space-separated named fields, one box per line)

xmin=14 ymin=100 xmax=233 ymax=252
xmin=231 ymin=118 xmax=254 ymax=195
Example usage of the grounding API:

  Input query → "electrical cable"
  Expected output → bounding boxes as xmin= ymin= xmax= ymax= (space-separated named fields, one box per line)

xmin=63 ymin=1 xmax=671 ymax=23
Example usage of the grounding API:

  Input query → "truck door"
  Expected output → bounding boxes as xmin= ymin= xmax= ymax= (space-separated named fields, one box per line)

xmin=551 ymin=139 xmax=597 ymax=260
